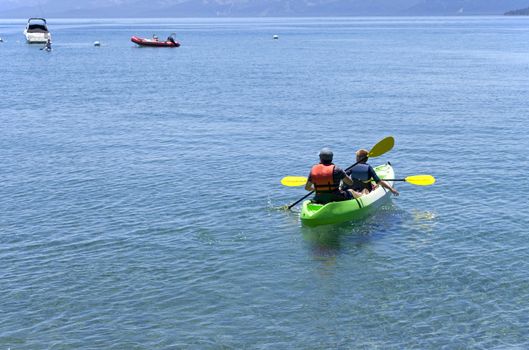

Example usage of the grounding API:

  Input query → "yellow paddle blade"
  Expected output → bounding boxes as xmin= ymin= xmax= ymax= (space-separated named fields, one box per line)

xmin=368 ymin=136 xmax=394 ymax=158
xmin=281 ymin=176 xmax=308 ymax=187
xmin=405 ymin=175 xmax=436 ymax=186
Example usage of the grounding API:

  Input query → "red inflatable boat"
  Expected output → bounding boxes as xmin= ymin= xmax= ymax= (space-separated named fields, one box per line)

xmin=131 ymin=36 xmax=180 ymax=47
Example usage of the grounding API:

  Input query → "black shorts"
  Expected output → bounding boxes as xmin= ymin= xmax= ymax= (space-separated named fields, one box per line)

xmin=313 ymin=190 xmax=352 ymax=204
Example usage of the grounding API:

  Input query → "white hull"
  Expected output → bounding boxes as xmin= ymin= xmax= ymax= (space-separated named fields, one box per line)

xmin=24 ymin=31 xmax=51 ymax=44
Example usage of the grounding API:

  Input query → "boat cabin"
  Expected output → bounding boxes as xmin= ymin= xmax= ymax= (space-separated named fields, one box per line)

xmin=26 ymin=18 xmax=49 ymax=33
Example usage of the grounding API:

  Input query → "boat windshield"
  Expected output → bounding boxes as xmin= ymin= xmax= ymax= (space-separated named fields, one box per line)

xmin=27 ymin=24 xmax=48 ymax=32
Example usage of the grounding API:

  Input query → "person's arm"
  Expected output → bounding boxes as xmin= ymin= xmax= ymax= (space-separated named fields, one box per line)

xmin=342 ymin=175 xmax=354 ymax=187
xmin=336 ymin=167 xmax=354 ymax=186
xmin=305 ymin=173 xmax=314 ymax=191
xmin=369 ymin=166 xmax=398 ymax=195
xmin=379 ymin=180 xmax=399 ymax=196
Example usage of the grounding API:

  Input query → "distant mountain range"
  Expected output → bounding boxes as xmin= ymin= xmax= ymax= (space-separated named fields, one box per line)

xmin=2 ymin=0 xmax=529 ymax=18
xmin=505 ymin=7 xmax=529 ymax=15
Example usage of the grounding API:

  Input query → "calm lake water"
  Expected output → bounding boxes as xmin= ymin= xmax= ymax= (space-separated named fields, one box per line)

xmin=1 ymin=17 xmax=529 ymax=348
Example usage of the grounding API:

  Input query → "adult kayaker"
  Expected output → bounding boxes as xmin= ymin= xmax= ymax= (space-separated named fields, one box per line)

xmin=305 ymin=148 xmax=357 ymax=204
xmin=343 ymin=149 xmax=399 ymax=197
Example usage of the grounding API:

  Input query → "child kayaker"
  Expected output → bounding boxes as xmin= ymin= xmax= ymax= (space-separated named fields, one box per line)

xmin=343 ymin=149 xmax=399 ymax=197
xmin=304 ymin=148 xmax=358 ymax=204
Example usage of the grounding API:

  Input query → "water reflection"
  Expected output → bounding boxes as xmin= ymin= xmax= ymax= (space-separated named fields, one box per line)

xmin=300 ymin=203 xmax=404 ymax=260
xmin=402 ymin=208 xmax=439 ymax=250
xmin=302 ymin=223 xmax=349 ymax=252
xmin=410 ymin=209 xmax=438 ymax=232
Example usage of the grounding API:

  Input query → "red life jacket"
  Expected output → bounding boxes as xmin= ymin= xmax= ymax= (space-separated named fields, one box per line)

xmin=310 ymin=163 xmax=339 ymax=193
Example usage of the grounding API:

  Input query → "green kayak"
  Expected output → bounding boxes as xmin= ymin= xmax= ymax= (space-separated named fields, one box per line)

xmin=300 ymin=163 xmax=394 ymax=227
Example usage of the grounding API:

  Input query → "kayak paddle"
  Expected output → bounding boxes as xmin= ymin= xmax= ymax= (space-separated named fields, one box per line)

xmin=281 ymin=176 xmax=308 ymax=187
xmin=285 ymin=136 xmax=394 ymax=210
xmin=384 ymin=175 xmax=436 ymax=186
xmin=282 ymin=174 xmax=435 ymax=187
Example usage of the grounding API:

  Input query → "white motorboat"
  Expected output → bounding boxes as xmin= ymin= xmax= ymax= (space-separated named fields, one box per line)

xmin=23 ymin=18 xmax=51 ymax=44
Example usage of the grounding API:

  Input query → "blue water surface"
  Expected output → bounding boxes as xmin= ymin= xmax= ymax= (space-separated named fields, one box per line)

xmin=1 ymin=17 xmax=529 ymax=348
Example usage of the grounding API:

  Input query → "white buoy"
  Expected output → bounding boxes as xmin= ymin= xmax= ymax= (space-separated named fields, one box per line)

xmin=273 ymin=35 xmax=279 ymax=40
xmin=93 ymin=41 xmax=101 ymax=47
xmin=0 ymin=37 xmax=3 ymax=43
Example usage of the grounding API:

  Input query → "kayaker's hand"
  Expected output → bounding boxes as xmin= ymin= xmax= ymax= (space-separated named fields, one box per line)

xmin=391 ymin=188 xmax=399 ymax=196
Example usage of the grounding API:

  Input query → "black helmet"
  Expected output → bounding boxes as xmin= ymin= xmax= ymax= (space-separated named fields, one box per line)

xmin=319 ymin=148 xmax=333 ymax=162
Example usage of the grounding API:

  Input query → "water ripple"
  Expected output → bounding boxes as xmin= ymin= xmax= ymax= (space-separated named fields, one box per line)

xmin=1 ymin=17 xmax=529 ymax=349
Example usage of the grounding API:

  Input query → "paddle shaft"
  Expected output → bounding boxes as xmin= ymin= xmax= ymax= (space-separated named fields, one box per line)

xmin=286 ymin=156 xmax=367 ymax=210
xmin=383 ymin=175 xmax=435 ymax=186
